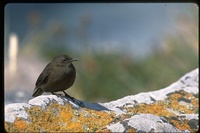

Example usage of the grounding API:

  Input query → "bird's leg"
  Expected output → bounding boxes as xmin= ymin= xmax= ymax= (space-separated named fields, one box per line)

xmin=63 ymin=91 xmax=84 ymax=107
xmin=63 ymin=91 xmax=75 ymax=101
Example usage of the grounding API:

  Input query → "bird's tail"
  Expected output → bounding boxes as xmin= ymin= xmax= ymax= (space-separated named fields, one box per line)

xmin=32 ymin=88 xmax=44 ymax=97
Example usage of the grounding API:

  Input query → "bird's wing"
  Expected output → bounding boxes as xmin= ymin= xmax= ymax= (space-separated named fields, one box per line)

xmin=35 ymin=65 xmax=51 ymax=87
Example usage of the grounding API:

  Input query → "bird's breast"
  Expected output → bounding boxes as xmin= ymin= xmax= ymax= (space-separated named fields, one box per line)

xmin=42 ymin=64 xmax=76 ymax=92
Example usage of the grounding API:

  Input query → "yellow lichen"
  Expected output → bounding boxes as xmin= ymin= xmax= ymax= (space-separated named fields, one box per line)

xmin=127 ymin=128 xmax=136 ymax=133
xmin=15 ymin=120 xmax=26 ymax=130
xmin=96 ymin=128 xmax=111 ymax=132
xmin=170 ymin=119 xmax=190 ymax=131
xmin=4 ymin=90 xmax=198 ymax=132
xmin=123 ymin=90 xmax=198 ymax=132
xmin=5 ymin=118 xmax=28 ymax=132
xmin=5 ymin=102 xmax=115 ymax=132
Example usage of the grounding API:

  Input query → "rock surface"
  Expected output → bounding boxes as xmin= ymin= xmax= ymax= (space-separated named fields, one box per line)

xmin=5 ymin=68 xmax=199 ymax=132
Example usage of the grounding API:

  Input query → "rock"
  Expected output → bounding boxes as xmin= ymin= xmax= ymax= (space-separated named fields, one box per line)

xmin=4 ymin=68 xmax=199 ymax=132
xmin=107 ymin=114 xmax=180 ymax=132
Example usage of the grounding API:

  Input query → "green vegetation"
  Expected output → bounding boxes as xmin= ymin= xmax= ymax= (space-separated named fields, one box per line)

xmin=71 ymin=40 xmax=197 ymax=102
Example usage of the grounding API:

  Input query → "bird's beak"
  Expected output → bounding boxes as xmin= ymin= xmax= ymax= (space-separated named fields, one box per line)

xmin=70 ymin=58 xmax=79 ymax=62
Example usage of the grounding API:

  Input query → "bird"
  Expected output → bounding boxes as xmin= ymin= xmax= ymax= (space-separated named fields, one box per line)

xmin=32 ymin=55 xmax=78 ymax=101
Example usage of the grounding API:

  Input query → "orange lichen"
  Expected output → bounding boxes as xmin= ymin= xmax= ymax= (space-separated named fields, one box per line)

xmin=5 ymin=102 xmax=115 ymax=132
xmin=168 ymin=90 xmax=198 ymax=114
xmin=59 ymin=105 xmax=74 ymax=122
xmin=127 ymin=128 xmax=136 ymax=132
xmin=96 ymin=128 xmax=111 ymax=132
xmin=4 ymin=90 xmax=198 ymax=132
xmin=67 ymin=122 xmax=83 ymax=132
xmin=57 ymin=104 xmax=115 ymax=132
xmin=125 ymin=102 xmax=174 ymax=118
xmin=124 ymin=90 xmax=198 ymax=132
xmin=169 ymin=119 xmax=191 ymax=131
xmin=13 ymin=119 xmax=27 ymax=131
xmin=5 ymin=118 xmax=28 ymax=132
xmin=15 ymin=120 xmax=26 ymax=130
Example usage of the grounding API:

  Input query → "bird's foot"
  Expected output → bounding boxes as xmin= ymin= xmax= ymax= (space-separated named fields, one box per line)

xmin=51 ymin=92 xmax=62 ymax=97
xmin=63 ymin=91 xmax=84 ymax=107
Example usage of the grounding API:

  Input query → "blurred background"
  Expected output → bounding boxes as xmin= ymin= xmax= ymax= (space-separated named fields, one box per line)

xmin=4 ymin=3 xmax=198 ymax=104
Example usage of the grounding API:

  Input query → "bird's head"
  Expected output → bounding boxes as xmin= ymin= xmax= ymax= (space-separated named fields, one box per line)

xmin=52 ymin=55 xmax=79 ymax=67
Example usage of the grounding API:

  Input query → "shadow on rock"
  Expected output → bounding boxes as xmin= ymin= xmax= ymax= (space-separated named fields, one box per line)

xmin=60 ymin=96 xmax=109 ymax=111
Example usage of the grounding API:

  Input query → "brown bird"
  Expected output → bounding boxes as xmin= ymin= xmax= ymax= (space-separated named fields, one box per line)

xmin=32 ymin=55 xmax=78 ymax=100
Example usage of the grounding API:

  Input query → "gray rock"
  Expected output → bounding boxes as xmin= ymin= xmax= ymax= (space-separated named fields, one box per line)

xmin=127 ymin=114 xmax=179 ymax=132
xmin=107 ymin=122 xmax=125 ymax=132
xmin=5 ymin=103 xmax=31 ymax=123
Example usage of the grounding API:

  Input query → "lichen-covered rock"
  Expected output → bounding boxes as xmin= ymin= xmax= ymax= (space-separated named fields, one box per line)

xmin=107 ymin=114 xmax=180 ymax=132
xmin=5 ymin=68 xmax=199 ymax=132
